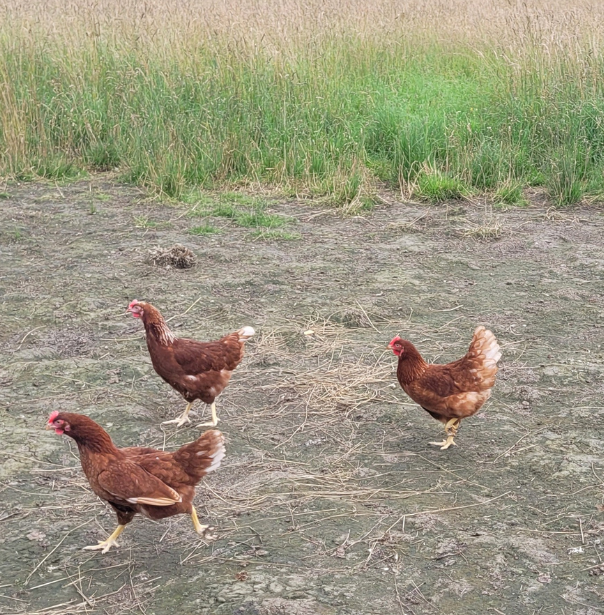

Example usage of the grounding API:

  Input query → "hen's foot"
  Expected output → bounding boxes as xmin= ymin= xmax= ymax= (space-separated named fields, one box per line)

xmin=429 ymin=435 xmax=457 ymax=450
xmin=197 ymin=402 xmax=219 ymax=428
xmin=83 ymin=525 xmax=125 ymax=553
xmin=162 ymin=415 xmax=192 ymax=427
xmin=191 ymin=506 xmax=209 ymax=535
xmin=197 ymin=418 xmax=220 ymax=428
xmin=162 ymin=402 xmax=193 ymax=427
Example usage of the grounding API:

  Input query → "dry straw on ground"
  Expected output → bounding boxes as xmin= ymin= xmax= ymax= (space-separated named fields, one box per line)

xmin=2 ymin=0 xmax=604 ymax=54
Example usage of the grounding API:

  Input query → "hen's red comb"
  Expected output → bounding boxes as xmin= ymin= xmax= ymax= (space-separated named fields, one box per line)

xmin=388 ymin=335 xmax=402 ymax=346
xmin=128 ymin=299 xmax=139 ymax=309
xmin=48 ymin=410 xmax=60 ymax=423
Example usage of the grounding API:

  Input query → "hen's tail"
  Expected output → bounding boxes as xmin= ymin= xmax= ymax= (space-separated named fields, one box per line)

xmin=173 ymin=430 xmax=226 ymax=483
xmin=465 ymin=326 xmax=501 ymax=389
xmin=237 ymin=326 xmax=255 ymax=341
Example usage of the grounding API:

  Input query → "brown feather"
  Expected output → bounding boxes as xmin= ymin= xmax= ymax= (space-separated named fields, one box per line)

xmin=134 ymin=302 xmax=251 ymax=406
xmin=50 ymin=413 xmax=225 ymax=528
xmin=395 ymin=327 xmax=501 ymax=423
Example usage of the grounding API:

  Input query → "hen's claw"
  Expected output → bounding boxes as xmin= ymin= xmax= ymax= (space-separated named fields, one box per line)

xmin=191 ymin=506 xmax=209 ymax=535
xmin=197 ymin=402 xmax=219 ymax=429
xmin=162 ymin=402 xmax=193 ymax=427
xmin=162 ymin=415 xmax=192 ymax=427
xmin=197 ymin=419 xmax=219 ymax=428
xmin=430 ymin=437 xmax=457 ymax=450
xmin=430 ymin=418 xmax=460 ymax=450
xmin=83 ymin=525 xmax=125 ymax=553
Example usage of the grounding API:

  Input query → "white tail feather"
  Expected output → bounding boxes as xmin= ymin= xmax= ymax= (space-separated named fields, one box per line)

xmin=473 ymin=326 xmax=501 ymax=364
xmin=237 ymin=326 xmax=255 ymax=341
xmin=196 ymin=431 xmax=226 ymax=474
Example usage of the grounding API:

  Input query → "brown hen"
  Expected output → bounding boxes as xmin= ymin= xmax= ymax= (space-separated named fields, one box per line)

xmin=47 ymin=411 xmax=225 ymax=553
xmin=127 ymin=300 xmax=254 ymax=427
xmin=389 ymin=326 xmax=501 ymax=449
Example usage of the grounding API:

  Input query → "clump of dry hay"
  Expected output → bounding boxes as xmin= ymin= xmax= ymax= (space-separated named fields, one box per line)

xmin=253 ymin=316 xmax=391 ymax=417
xmin=147 ymin=245 xmax=196 ymax=269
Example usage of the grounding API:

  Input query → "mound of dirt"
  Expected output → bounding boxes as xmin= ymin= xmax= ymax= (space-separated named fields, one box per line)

xmin=147 ymin=244 xmax=196 ymax=268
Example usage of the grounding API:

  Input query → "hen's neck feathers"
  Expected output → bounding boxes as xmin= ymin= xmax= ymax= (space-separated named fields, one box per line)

xmin=396 ymin=343 xmax=428 ymax=385
xmin=59 ymin=414 xmax=119 ymax=454
xmin=142 ymin=304 xmax=176 ymax=346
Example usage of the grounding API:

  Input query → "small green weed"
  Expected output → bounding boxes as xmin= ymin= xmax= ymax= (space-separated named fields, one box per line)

xmin=134 ymin=215 xmax=158 ymax=228
xmin=187 ymin=192 xmax=288 ymax=228
xmin=11 ymin=228 xmax=24 ymax=241
xmin=189 ymin=224 xmax=221 ymax=235
xmin=0 ymin=192 xmax=9 ymax=199
xmin=250 ymin=229 xmax=301 ymax=240
xmin=93 ymin=192 xmax=112 ymax=202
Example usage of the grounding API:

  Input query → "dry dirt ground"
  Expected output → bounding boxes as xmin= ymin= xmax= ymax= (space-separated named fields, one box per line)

xmin=1 ymin=177 xmax=604 ymax=615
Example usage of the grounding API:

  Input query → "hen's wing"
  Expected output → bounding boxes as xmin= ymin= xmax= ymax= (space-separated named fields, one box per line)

xmin=96 ymin=461 xmax=182 ymax=506
xmin=406 ymin=327 xmax=501 ymax=419
xmin=122 ymin=431 xmax=225 ymax=489
xmin=171 ymin=331 xmax=248 ymax=374
xmin=121 ymin=446 xmax=165 ymax=457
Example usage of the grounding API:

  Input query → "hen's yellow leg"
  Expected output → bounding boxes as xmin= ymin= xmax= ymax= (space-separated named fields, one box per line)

xmin=430 ymin=418 xmax=461 ymax=450
xmin=162 ymin=402 xmax=193 ymax=427
xmin=197 ymin=402 xmax=219 ymax=428
xmin=191 ymin=506 xmax=209 ymax=535
xmin=83 ymin=524 xmax=126 ymax=553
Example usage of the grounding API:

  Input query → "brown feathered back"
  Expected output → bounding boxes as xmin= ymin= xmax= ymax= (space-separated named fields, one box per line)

xmin=130 ymin=300 xmax=254 ymax=406
xmin=393 ymin=326 xmax=501 ymax=422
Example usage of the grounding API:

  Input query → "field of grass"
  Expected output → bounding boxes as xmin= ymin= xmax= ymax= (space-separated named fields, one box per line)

xmin=2 ymin=0 xmax=604 ymax=207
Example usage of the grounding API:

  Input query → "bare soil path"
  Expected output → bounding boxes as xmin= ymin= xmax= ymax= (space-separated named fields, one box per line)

xmin=1 ymin=178 xmax=603 ymax=614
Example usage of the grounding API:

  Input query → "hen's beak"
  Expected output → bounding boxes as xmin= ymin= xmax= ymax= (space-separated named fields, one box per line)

xmin=45 ymin=423 xmax=54 ymax=430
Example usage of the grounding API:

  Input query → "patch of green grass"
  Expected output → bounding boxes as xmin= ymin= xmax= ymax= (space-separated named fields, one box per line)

xmin=87 ymin=143 xmax=120 ymax=172
xmin=250 ymin=229 xmax=301 ymax=240
xmin=4 ymin=23 xmax=604 ymax=206
xmin=33 ymin=157 xmax=86 ymax=182
xmin=187 ymin=192 xmax=289 ymax=228
xmin=547 ymin=151 xmax=584 ymax=207
xmin=494 ymin=181 xmax=527 ymax=208
xmin=231 ymin=210 xmax=288 ymax=228
xmin=0 ymin=192 xmax=9 ymax=199
xmin=416 ymin=171 xmax=468 ymax=202
xmin=189 ymin=224 xmax=221 ymax=235
xmin=210 ymin=202 xmax=288 ymax=228
xmin=133 ymin=215 xmax=158 ymax=228
xmin=10 ymin=227 xmax=24 ymax=241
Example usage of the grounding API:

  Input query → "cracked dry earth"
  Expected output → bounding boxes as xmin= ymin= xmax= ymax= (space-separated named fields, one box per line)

xmin=1 ymin=177 xmax=604 ymax=615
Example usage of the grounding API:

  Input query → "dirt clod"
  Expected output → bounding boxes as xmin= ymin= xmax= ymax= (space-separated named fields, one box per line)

xmin=147 ymin=244 xmax=196 ymax=268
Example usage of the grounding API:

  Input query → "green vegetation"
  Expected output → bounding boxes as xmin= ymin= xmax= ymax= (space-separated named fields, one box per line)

xmin=133 ymin=215 xmax=158 ymax=229
xmin=250 ymin=229 xmax=301 ymax=240
xmin=188 ymin=192 xmax=291 ymax=228
xmin=189 ymin=224 xmax=221 ymax=235
xmin=1 ymin=1 xmax=603 ymax=207
xmin=416 ymin=171 xmax=468 ymax=203
xmin=494 ymin=181 xmax=527 ymax=208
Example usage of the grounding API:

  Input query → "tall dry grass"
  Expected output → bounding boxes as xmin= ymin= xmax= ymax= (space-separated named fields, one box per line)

xmin=2 ymin=0 xmax=604 ymax=205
